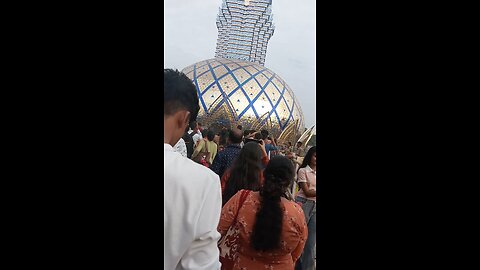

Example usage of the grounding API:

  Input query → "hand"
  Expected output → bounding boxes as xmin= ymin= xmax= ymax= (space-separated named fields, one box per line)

xmin=259 ymin=140 xmax=267 ymax=154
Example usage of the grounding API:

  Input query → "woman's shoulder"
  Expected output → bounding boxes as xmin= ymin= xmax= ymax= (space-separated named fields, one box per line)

xmin=236 ymin=189 xmax=259 ymax=200
xmin=297 ymin=166 xmax=307 ymax=172
xmin=231 ymin=189 xmax=258 ymax=205
xmin=237 ymin=189 xmax=257 ymax=196
xmin=283 ymin=199 xmax=305 ymax=216
xmin=297 ymin=167 xmax=308 ymax=175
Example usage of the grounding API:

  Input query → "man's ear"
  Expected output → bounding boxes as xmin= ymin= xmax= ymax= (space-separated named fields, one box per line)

xmin=182 ymin=111 xmax=191 ymax=127
xmin=175 ymin=110 xmax=191 ymax=129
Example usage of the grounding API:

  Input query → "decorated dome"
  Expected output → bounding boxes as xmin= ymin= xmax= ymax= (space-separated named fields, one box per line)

xmin=182 ymin=57 xmax=304 ymax=139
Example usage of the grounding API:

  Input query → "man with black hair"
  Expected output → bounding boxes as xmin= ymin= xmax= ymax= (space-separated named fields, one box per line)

xmin=294 ymin=141 xmax=306 ymax=157
xmin=163 ymin=69 xmax=222 ymax=270
xmin=254 ymin=132 xmax=263 ymax=140
xmin=210 ymin=128 xmax=244 ymax=178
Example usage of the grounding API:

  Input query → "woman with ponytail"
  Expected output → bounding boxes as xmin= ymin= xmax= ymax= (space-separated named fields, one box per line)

xmin=218 ymin=156 xmax=308 ymax=269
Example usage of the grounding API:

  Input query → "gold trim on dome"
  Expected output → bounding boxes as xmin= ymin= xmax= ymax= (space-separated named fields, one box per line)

xmin=278 ymin=119 xmax=301 ymax=144
xmin=298 ymin=125 xmax=316 ymax=146
xmin=182 ymin=58 xmax=304 ymax=138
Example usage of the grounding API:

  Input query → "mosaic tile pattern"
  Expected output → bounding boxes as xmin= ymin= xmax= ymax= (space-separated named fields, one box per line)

xmin=182 ymin=58 xmax=304 ymax=138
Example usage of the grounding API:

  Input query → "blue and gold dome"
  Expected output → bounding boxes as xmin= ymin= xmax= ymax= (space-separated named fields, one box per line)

xmin=182 ymin=57 xmax=304 ymax=138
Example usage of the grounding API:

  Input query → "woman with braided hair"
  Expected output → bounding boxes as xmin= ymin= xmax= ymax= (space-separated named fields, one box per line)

xmin=218 ymin=156 xmax=308 ymax=270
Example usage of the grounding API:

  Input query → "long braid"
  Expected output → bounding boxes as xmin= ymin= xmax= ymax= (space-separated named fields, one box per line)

xmin=251 ymin=156 xmax=294 ymax=251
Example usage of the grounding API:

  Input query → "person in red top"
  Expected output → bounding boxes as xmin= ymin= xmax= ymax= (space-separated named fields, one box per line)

xmin=221 ymin=141 xmax=269 ymax=206
xmin=218 ymin=156 xmax=308 ymax=269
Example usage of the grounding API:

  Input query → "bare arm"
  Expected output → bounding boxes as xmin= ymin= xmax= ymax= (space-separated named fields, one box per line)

xmin=291 ymin=205 xmax=308 ymax=263
xmin=259 ymin=141 xmax=270 ymax=165
xmin=298 ymin=182 xmax=316 ymax=197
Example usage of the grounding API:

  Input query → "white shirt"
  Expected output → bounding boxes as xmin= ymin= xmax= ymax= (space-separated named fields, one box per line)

xmin=174 ymin=138 xmax=187 ymax=157
xmin=164 ymin=143 xmax=222 ymax=270
xmin=296 ymin=165 xmax=316 ymax=201
xmin=192 ymin=133 xmax=202 ymax=147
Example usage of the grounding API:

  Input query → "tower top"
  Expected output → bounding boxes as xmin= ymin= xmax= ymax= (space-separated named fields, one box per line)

xmin=214 ymin=0 xmax=275 ymax=66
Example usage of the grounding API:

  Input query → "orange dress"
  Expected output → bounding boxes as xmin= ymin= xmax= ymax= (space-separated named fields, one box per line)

xmin=218 ymin=190 xmax=308 ymax=270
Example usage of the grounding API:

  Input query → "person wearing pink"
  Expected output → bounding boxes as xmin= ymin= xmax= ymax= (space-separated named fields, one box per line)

xmin=294 ymin=146 xmax=316 ymax=270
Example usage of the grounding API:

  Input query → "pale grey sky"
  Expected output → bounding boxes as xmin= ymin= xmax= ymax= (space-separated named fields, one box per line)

xmin=164 ymin=0 xmax=316 ymax=127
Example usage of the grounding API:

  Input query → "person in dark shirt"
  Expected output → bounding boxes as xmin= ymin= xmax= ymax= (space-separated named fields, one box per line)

xmin=182 ymin=124 xmax=195 ymax=158
xmin=210 ymin=128 xmax=244 ymax=178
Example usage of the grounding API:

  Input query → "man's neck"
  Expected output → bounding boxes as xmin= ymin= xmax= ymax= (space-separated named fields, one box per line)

xmin=228 ymin=142 xmax=241 ymax=147
xmin=164 ymin=132 xmax=173 ymax=146
xmin=164 ymin=121 xmax=175 ymax=146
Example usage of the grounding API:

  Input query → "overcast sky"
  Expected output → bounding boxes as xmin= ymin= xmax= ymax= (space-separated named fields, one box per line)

xmin=164 ymin=0 xmax=316 ymax=127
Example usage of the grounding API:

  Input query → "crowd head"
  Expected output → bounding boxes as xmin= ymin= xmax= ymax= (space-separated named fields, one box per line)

xmin=164 ymin=68 xmax=315 ymax=270
xmin=222 ymin=141 xmax=263 ymax=205
xmin=207 ymin=130 xmax=215 ymax=141
xmin=164 ymin=69 xmax=199 ymax=145
xmin=299 ymin=146 xmax=316 ymax=171
xmin=228 ymin=128 xmax=244 ymax=144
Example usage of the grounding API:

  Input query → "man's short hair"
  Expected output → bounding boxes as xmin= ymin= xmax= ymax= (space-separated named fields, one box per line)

xmin=237 ymin=125 xmax=243 ymax=130
xmin=207 ymin=130 xmax=215 ymax=141
xmin=260 ymin=129 xmax=269 ymax=140
xmin=229 ymin=128 xmax=243 ymax=144
xmin=164 ymin=69 xmax=199 ymax=123
xmin=189 ymin=121 xmax=197 ymax=130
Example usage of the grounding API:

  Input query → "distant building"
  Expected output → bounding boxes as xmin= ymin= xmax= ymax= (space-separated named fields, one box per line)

xmin=215 ymin=0 xmax=274 ymax=66
xmin=182 ymin=0 xmax=304 ymax=141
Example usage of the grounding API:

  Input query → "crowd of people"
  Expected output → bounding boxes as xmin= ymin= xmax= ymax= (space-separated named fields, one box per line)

xmin=164 ymin=68 xmax=317 ymax=270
